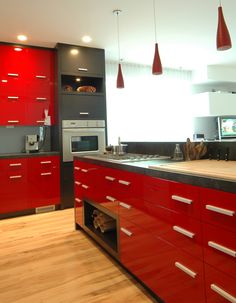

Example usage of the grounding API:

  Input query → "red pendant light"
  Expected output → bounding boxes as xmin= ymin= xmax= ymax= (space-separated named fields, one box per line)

xmin=117 ymin=63 xmax=124 ymax=88
xmin=113 ymin=9 xmax=124 ymax=88
xmin=216 ymin=3 xmax=232 ymax=51
xmin=152 ymin=0 xmax=163 ymax=75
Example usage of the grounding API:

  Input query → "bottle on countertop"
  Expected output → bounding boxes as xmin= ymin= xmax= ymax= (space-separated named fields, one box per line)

xmin=173 ymin=144 xmax=184 ymax=161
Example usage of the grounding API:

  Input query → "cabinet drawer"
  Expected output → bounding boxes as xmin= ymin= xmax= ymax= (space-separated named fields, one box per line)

xmin=201 ymin=187 xmax=236 ymax=233
xmin=149 ymin=247 xmax=205 ymax=303
xmin=4 ymin=158 xmax=27 ymax=173
xmin=143 ymin=175 xmax=170 ymax=207
xmin=61 ymin=94 xmax=106 ymax=120
xmin=205 ymin=264 xmax=236 ymax=303
xmin=159 ymin=209 xmax=203 ymax=260
xmin=169 ymin=181 xmax=201 ymax=219
xmin=74 ymin=161 xmax=101 ymax=184
xmin=58 ymin=44 xmax=105 ymax=76
xmin=203 ymin=223 xmax=236 ymax=279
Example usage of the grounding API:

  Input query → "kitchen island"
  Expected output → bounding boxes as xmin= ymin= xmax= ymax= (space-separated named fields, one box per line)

xmin=74 ymin=155 xmax=236 ymax=303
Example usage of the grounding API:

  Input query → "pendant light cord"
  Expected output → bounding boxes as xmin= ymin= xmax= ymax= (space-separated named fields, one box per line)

xmin=116 ymin=12 xmax=121 ymax=63
xmin=153 ymin=0 xmax=157 ymax=43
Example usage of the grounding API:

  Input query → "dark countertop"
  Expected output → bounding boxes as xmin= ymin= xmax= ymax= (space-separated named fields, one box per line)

xmin=75 ymin=155 xmax=236 ymax=194
xmin=0 ymin=151 xmax=60 ymax=159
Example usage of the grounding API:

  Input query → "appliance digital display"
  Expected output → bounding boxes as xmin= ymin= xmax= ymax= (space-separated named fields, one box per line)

xmin=220 ymin=117 xmax=236 ymax=138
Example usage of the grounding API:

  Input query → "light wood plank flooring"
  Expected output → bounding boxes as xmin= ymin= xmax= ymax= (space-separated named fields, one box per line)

xmin=0 ymin=209 xmax=157 ymax=303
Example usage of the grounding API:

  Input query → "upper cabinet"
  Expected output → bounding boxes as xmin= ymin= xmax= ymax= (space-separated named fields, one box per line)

xmin=191 ymin=92 xmax=236 ymax=117
xmin=0 ymin=43 xmax=55 ymax=126
xmin=57 ymin=43 xmax=105 ymax=76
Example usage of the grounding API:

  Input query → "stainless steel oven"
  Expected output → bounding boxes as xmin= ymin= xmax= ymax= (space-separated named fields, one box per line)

xmin=62 ymin=120 xmax=106 ymax=162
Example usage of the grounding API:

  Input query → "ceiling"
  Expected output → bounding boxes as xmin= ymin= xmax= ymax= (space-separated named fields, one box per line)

xmin=1 ymin=0 xmax=236 ymax=70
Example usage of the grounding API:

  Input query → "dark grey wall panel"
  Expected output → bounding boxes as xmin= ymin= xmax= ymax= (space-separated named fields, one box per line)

xmin=0 ymin=126 xmax=51 ymax=154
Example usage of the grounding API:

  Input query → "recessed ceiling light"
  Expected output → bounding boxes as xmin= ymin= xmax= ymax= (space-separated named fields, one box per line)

xmin=70 ymin=49 xmax=79 ymax=55
xmin=17 ymin=35 xmax=27 ymax=41
xmin=75 ymin=78 xmax=81 ymax=82
xmin=82 ymin=36 xmax=92 ymax=43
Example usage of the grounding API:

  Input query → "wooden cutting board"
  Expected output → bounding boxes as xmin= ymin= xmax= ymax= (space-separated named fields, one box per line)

xmin=149 ymin=160 xmax=236 ymax=181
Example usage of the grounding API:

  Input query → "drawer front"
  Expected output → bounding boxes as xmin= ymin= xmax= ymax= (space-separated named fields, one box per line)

xmin=169 ymin=181 xmax=201 ymax=219
xmin=201 ymin=187 xmax=236 ymax=233
xmin=159 ymin=209 xmax=203 ymax=260
xmin=143 ymin=175 xmax=170 ymax=207
xmin=74 ymin=161 xmax=101 ymax=186
xmin=205 ymin=264 xmax=236 ymax=303
xmin=203 ymin=223 xmax=236 ymax=279
xmin=4 ymin=158 xmax=27 ymax=174
xmin=150 ymin=248 xmax=205 ymax=303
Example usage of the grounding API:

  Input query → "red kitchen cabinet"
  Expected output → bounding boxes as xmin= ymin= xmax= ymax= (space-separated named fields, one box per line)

xmin=169 ymin=181 xmax=201 ymax=219
xmin=28 ymin=156 xmax=60 ymax=208
xmin=205 ymin=264 xmax=236 ymax=303
xmin=0 ymin=44 xmax=55 ymax=126
xmin=0 ymin=158 xmax=28 ymax=213
xmin=26 ymin=48 xmax=55 ymax=125
xmin=201 ymin=187 xmax=236 ymax=233
xmin=203 ymin=222 xmax=236 ymax=279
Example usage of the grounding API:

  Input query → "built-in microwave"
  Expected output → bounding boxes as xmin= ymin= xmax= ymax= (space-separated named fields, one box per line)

xmin=62 ymin=120 xmax=106 ymax=162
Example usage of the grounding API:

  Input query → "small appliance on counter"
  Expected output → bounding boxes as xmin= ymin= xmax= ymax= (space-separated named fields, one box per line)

xmin=25 ymin=135 xmax=39 ymax=153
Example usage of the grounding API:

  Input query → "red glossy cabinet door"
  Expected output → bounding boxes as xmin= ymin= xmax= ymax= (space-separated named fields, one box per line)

xmin=0 ymin=44 xmax=55 ymax=126
xmin=201 ymin=187 xmax=236 ymax=233
xmin=205 ymin=264 xmax=236 ymax=303
xmin=28 ymin=156 xmax=60 ymax=208
xmin=0 ymin=158 xmax=28 ymax=213
xmin=26 ymin=48 xmax=55 ymax=125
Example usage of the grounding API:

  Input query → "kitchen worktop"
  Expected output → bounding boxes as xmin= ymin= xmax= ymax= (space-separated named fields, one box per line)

xmin=0 ymin=151 xmax=60 ymax=159
xmin=76 ymin=155 xmax=236 ymax=194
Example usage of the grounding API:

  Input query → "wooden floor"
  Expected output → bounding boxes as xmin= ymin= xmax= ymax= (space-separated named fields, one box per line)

xmin=0 ymin=209 xmax=157 ymax=303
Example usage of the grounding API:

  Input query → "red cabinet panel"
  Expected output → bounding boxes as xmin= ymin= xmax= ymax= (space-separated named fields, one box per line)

xmin=0 ymin=158 xmax=28 ymax=213
xmin=28 ymin=156 xmax=60 ymax=208
xmin=143 ymin=175 xmax=170 ymax=207
xmin=169 ymin=181 xmax=201 ymax=219
xmin=0 ymin=44 xmax=55 ymax=126
xmin=203 ymin=222 xmax=236 ymax=279
xmin=201 ymin=187 xmax=236 ymax=233
xmin=205 ymin=264 xmax=236 ymax=303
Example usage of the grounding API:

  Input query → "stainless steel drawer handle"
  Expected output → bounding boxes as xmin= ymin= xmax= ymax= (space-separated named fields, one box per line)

xmin=75 ymin=198 xmax=82 ymax=203
xmin=82 ymin=184 xmax=89 ymax=189
xmin=75 ymin=181 xmax=81 ymax=186
xmin=121 ymin=227 xmax=133 ymax=237
xmin=41 ymin=172 xmax=52 ymax=176
xmin=211 ymin=284 xmax=236 ymax=303
xmin=8 ymin=73 xmax=19 ymax=77
xmin=8 ymin=120 xmax=19 ymax=123
xmin=79 ymin=112 xmax=89 ymax=115
xmin=74 ymin=167 xmax=81 ymax=171
xmin=105 ymin=176 xmax=116 ymax=182
xmin=172 ymin=195 xmax=193 ymax=205
xmin=36 ymin=97 xmax=47 ymax=101
xmin=206 ymin=204 xmax=235 ymax=217
xmin=175 ymin=262 xmax=197 ymax=278
xmin=78 ymin=67 xmax=88 ymax=72
xmin=173 ymin=225 xmax=195 ymax=239
xmin=106 ymin=195 xmax=116 ymax=202
xmin=118 ymin=180 xmax=131 ymax=186
xmin=208 ymin=241 xmax=236 ymax=257
xmin=9 ymin=163 xmax=22 ymax=167
xmin=36 ymin=120 xmax=45 ymax=123
xmin=40 ymin=161 xmax=52 ymax=164
xmin=9 ymin=175 xmax=22 ymax=179
xmin=119 ymin=202 xmax=131 ymax=210
xmin=36 ymin=75 xmax=46 ymax=79
xmin=8 ymin=96 xmax=19 ymax=99
xmin=81 ymin=169 xmax=88 ymax=173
